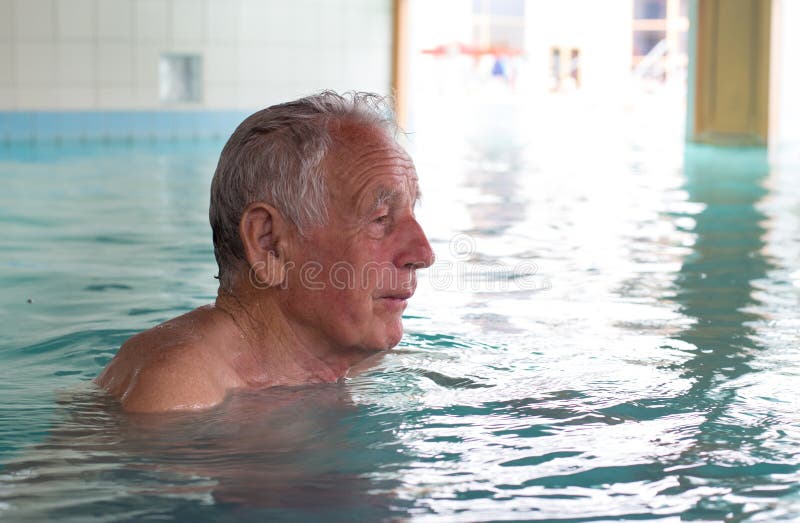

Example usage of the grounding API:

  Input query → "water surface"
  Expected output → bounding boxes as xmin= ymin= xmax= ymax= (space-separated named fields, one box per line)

xmin=1 ymin=111 xmax=799 ymax=521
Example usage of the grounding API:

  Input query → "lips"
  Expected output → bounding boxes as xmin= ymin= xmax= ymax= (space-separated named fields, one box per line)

xmin=375 ymin=288 xmax=414 ymax=312
xmin=380 ymin=291 xmax=413 ymax=300
xmin=375 ymin=275 xmax=416 ymax=302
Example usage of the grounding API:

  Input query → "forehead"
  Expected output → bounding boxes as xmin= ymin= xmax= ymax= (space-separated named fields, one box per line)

xmin=325 ymin=122 xmax=418 ymax=201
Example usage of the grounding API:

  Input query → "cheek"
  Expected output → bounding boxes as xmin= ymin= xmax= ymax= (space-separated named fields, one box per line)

xmin=286 ymin=239 xmax=403 ymax=344
xmin=305 ymin=278 xmax=375 ymax=326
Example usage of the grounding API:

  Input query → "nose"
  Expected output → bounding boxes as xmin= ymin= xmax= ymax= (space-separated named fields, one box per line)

xmin=395 ymin=216 xmax=435 ymax=270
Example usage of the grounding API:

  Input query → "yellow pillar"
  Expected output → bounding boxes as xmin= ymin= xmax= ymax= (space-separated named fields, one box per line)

xmin=392 ymin=0 xmax=409 ymax=129
xmin=689 ymin=0 xmax=771 ymax=146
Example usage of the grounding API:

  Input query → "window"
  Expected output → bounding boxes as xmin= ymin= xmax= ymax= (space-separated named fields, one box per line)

xmin=570 ymin=48 xmax=581 ymax=87
xmin=634 ymin=0 xmax=667 ymax=20
xmin=473 ymin=0 xmax=524 ymax=17
xmin=550 ymin=47 xmax=561 ymax=89
xmin=488 ymin=0 xmax=525 ymax=17
xmin=472 ymin=0 xmax=525 ymax=50
xmin=489 ymin=22 xmax=524 ymax=48
xmin=633 ymin=30 xmax=666 ymax=57
xmin=159 ymin=54 xmax=202 ymax=104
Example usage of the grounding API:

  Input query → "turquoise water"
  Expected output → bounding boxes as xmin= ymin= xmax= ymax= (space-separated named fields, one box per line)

xmin=1 ymin=112 xmax=800 ymax=521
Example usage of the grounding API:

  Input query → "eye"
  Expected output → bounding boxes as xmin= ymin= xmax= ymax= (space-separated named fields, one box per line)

xmin=370 ymin=204 xmax=391 ymax=226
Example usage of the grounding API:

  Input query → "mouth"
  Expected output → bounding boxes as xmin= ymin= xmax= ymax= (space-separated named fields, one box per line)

xmin=376 ymin=290 xmax=414 ymax=309
xmin=380 ymin=291 xmax=414 ymax=301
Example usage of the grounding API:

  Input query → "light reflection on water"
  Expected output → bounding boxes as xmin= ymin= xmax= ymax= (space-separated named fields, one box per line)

xmin=1 ymin=105 xmax=800 ymax=521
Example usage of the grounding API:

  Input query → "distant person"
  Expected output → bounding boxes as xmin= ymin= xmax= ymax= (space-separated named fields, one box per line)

xmin=491 ymin=57 xmax=506 ymax=78
xmin=96 ymin=91 xmax=435 ymax=412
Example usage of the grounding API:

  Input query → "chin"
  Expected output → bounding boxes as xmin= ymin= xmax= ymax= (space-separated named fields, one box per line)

xmin=382 ymin=326 xmax=405 ymax=350
xmin=346 ymin=316 xmax=405 ymax=353
xmin=364 ymin=327 xmax=404 ymax=352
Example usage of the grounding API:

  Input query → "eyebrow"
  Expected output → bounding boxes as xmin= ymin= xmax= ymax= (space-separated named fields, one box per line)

xmin=364 ymin=181 xmax=421 ymax=215
xmin=366 ymin=187 xmax=399 ymax=215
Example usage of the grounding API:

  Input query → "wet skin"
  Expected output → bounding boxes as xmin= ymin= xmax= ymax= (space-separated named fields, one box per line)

xmin=96 ymin=123 xmax=434 ymax=413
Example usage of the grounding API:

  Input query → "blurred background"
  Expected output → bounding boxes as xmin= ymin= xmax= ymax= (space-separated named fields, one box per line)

xmin=0 ymin=0 xmax=796 ymax=155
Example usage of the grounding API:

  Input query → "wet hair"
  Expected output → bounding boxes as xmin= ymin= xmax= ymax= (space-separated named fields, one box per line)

xmin=209 ymin=90 xmax=397 ymax=291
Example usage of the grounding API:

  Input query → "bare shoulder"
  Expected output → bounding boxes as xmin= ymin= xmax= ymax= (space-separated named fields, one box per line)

xmin=96 ymin=305 xmax=240 ymax=413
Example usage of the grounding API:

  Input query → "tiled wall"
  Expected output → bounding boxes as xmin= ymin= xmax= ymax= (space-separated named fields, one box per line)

xmin=0 ymin=0 xmax=394 ymax=142
xmin=0 ymin=110 xmax=252 ymax=143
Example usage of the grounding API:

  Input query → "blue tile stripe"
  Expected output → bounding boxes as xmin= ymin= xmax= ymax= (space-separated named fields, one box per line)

xmin=0 ymin=110 xmax=252 ymax=143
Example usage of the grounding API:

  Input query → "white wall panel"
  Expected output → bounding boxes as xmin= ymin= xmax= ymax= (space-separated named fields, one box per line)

xmin=205 ymin=44 xmax=238 ymax=83
xmin=239 ymin=86 xmax=273 ymax=109
xmin=15 ymin=0 xmax=54 ymax=41
xmin=57 ymin=41 xmax=94 ymax=87
xmin=97 ymin=85 xmax=134 ymax=108
xmin=0 ymin=88 xmax=16 ymax=110
xmin=266 ymin=3 xmax=299 ymax=45
xmin=240 ymin=0 xmax=272 ymax=43
xmin=172 ymin=0 xmax=206 ymax=44
xmin=292 ymin=45 xmax=321 ymax=87
xmin=133 ymin=42 xmax=161 ymax=101
xmin=135 ymin=0 xmax=168 ymax=42
xmin=96 ymin=42 xmax=134 ymax=87
xmin=18 ymin=87 xmax=56 ymax=108
xmin=57 ymin=87 xmax=94 ymax=108
xmin=0 ymin=0 xmax=15 ymax=41
xmin=318 ymin=47 xmax=345 ymax=91
xmin=16 ymin=42 xmax=55 ymax=86
xmin=363 ymin=47 xmax=391 ymax=93
xmin=318 ymin=3 xmax=344 ymax=47
xmin=204 ymin=83 xmax=238 ymax=108
xmin=298 ymin=6 xmax=324 ymax=46
xmin=239 ymin=44 xmax=274 ymax=87
xmin=56 ymin=0 xmax=94 ymax=40
xmin=0 ymin=39 xmax=14 ymax=86
xmin=367 ymin=12 xmax=392 ymax=47
xmin=97 ymin=0 xmax=133 ymax=40
xmin=3 ymin=0 xmax=394 ymax=110
xmin=208 ymin=0 xmax=239 ymax=43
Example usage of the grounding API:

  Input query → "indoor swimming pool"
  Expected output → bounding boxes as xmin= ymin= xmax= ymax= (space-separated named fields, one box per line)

xmin=1 ymin=108 xmax=799 ymax=521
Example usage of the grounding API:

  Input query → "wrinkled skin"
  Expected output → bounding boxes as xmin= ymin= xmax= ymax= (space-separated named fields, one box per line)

xmin=96 ymin=122 xmax=434 ymax=413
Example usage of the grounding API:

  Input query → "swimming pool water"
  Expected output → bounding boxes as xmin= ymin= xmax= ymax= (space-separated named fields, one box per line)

xmin=1 ymin=105 xmax=799 ymax=521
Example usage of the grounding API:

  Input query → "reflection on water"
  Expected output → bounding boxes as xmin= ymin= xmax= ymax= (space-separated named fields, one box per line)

xmin=658 ymin=147 xmax=797 ymax=519
xmin=1 ymin=385 xmax=411 ymax=521
xmin=672 ymin=147 xmax=771 ymax=428
xmin=675 ymin=146 xmax=770 ymax=383
xmin=2 ymin=118 xmax=800 ymax=521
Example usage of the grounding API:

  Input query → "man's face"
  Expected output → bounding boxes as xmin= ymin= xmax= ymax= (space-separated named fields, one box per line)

xmin=281 ymin=123 xmax=434 ymax=354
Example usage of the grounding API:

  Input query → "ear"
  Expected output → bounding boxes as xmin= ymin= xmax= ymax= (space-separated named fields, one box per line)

xmin=239 ymin=202 xmax=289 ymax=289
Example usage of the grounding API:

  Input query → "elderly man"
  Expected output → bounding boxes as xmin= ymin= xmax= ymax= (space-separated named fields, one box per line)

xmin=96 ymin=91 xmax=434 ymax=413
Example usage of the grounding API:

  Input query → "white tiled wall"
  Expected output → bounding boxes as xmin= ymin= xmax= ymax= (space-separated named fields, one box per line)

xmin=0 ymin=0 xmax=394 ymax=110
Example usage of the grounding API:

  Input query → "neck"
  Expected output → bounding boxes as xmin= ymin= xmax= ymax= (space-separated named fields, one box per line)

xmin=214 ymin=286 xmax=362 ymax=388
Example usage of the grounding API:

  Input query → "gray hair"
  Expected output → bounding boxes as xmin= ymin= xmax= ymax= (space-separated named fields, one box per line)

xmin=209 ymin=90 xmax=397 ymax=290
